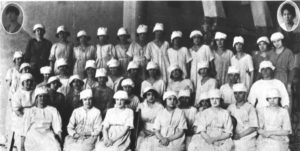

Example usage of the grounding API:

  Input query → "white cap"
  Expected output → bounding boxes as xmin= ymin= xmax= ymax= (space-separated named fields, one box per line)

xmin=214 ymin=32 xmax=227 ymax=40
xmin=85 ymin=60 xmax=96 ymax=70
xmin=107 ymin=59 xmax=120 ymax=68
xmin=171 ymin=31 xmax=182 ymax=41
xmin=20 ymin=73 xmax=33 ymax=83
xmin=208 ymin=89 xmax=221 ymax=98
xmin=259 ymin=60 xmax=275 ymax=73
xmin=270 ymin=32 xmax=284 ymax=42
xmin=197 ymin=61 xmax=209 ymax=71
xmin=233 ymin=36 xmax=244 ymax=47
xmin=20 ymin=63 xmax=31 ymax=72
xmin=153 ymin=23 xmax=164 ymax=32
xmin=56 ymin=25 xmax=67 ymax=34
xmin=56 ymin=58 xmax=68 ymax=68
xmin=127 ymin=61 xmax=139 ymax=71
xmin=97 ymin=27 xmax=108 ymax=36
xmin=113 ymin=90 xmax=128 ymax=100
xmin=121 ymin=78 xmax=135 ymax=87
xmin=137 ymin=24 xmax=148 ymax=34
xmin=33 ymin=23 xmax=45 ymax=31
xmin=168 ymin=64 xmax=181 ymax=73
xmin=257 ymin=36 xmax=270 ymax=44
xmin=77 ymin=30 xmax=88 ymax=38
xmin=34 ymin=87 xmax=49 ymax=99
xmin=13 ymin=51 xmax=23 ymax=60
xmin=178 ymin=90 xmax=191 ymax=98
xmin=80 ymin=89 xmax=93 ymax=100
xmin=227 ymin=66 xmax=240 ymax=74
xmin=47 ymin=76 xmax=62 ymax=86
xmin=189 ymin=30 xmax=203 ymax=38
xmin=40 ymin=66 xmax=52 ymax=74
xmin=117 ymin=27 xmax=129 ymax=36
xmin=143 ymin=86 xmax=156 ymax=95
xmin=266 ymin=88 xmax=281 ymax=99
xmin=69 ymin=75 xmax=83 ymax=86
xmin=195 ymin=92 xmax=209 ymax=105
xmin=232 ymin=83 xmax=247 ymax=92
xmin=163 ymin=91 xmax=177 ymax=100
xmin=146 ymin=61 xmax=159 ymax=70
xmin=95 ymin=68 xmax=108 ymax=78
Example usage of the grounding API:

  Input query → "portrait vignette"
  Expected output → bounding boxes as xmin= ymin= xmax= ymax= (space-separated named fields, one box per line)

xmin=1 ymin=3 xmax=24 ymax=34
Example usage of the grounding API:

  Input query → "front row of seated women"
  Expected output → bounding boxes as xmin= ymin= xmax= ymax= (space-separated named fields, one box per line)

xmin=19 ymin=83 xmax=291 ymax=151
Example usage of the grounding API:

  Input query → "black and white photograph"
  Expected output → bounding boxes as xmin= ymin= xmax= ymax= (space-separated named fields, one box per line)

xmin=0 ymin=0 xmax=300 ymax=151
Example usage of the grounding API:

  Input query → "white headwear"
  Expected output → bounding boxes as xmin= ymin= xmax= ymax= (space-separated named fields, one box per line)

xmin=171 ymin=31 xmax=182 ymax=41
xmin=85 ymin=60 xmax=96 ymax=70
xmin=107 ymin=59 xmax=120 ymax=68
xmin=95 ymin=68 xmax=108 ymax=78
xmin=232 ymin=83 xmax=247 ymax=92
xmin=227 ymin=66 xmax=240 ymax=74
xmin=97 ymin=27 xmax=108 ymax=36
xmin=121 ymin=78 xmax=135 ymax=87
xmin=197 ymin=61 xmax=209 ymax=71
xmin=117 ymin=27 xmax=129 ymax=36
xmin=56 ymin=58 xmax=68 ymax=68
xmin=20 ymin=73 xmax=33 ymax=83
xmin=168 ymin=64 xmax=181 ymax=73
xmin=69 ymin=75 xmax=83 ymax=86
xmin=163 ymin=91 xmax=177 ymax=100
xmin=127 ymin=61 xmax=139 ymax=71
xmin=13 ymin=51 xmax=23 ymax=60
xmin=214 ymin=32 xmax=227 ymax=39
xmin=34 ymin=87 xmax=49 ymax=99
xmin=153 ymin=23 xmax=164 ymax=32
xmin=113 ymin=90 xmax=128 ymax=100
xmin=47 ymin=76 xmax=62 ymax=86
xmin=178 ymin=90 xmax=191 ymax=98
xmin=189 ymin=30 xmax=203 ymax=38
xmin=259 ymin=60 xmax=275 ymax=73
xmin=137 ymin=24 xmax=148 ymax=34
xmin=266 ymin=88 xmax=281 ymax=98
xmin=256 ymin=36 xmax=270 ymax=44
xmin=80 ymin=89 xmax=93 ymax=100
xmin=77 ymin=30 xmax=88 ymax=38
xmin=146 ymin=61 xmax=159 ymax=70
xmin=20 ymin=63 xmax=31 ymax=72
xmin=195 ymin=92 xmax=209 ymax=105
xmin=232 ymin=36 xmax=244 ymax=47
xmin=270 ymin=32 xmax=284 ymax=42
xmin=40 ymin=66 xmax=52 ymax=74
xmin=142 ymin=86 xmax=156 ymax=96
xmin=56 ymin=25 xmax=67 ymax=34
xmin=208 ymin=89 xmax=221 ymax=98
xmin=33 ymin=24 xmax=45 ymax=31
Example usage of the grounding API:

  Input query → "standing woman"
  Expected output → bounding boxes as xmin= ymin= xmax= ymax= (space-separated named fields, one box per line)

xmin=95 ymin=90 xmax=134 ymax=151
xmin=153 ymin=91 xmax=187 ymax=151
xmin=136 ymin=87 xmax=164 ymax=151
xmin=106 ymin=59 xmax=124 ymax=92
xmin=126 ymin=61 xmax=143 ymax=97
xmin=95 ymin=27 xmax=115 ymax=69
xmin=127 ymin=24 xmax=148 ymax=80
xmin=49 ymin=25 xmax=73 ymax=74
xmin=56 ymin=58 xmax=71 ymax=96
xmin=230 ymin=36 xmax=254 ymax=89
xmin=167 ymin=64 xmax=194 ymax=94
xmin=21 ymin=87 xmax=62 ymax=151
xmin=145 ymin=23 xmax=170 ymax=84
xmin=189 ymin=30 xmax=214 ymax=88
xmin=167 ymin=31 xmax=192 ymax=79
xmin=253 ymin=36 xmax=271 ymax=81
xmin=36 ymin=66 xmax=52 ymax=88
xmin=73 ymin=30 xmax=96 ymax=79
xmin=256 ymin=88 xmax=292 ymax=151
xmin=212 ymin=31 xmax=233 ymax=85
xmin=113 ymin=27 xmax=131 ymax=75
xmin=83 ymin=60 xmax=99 ymax=89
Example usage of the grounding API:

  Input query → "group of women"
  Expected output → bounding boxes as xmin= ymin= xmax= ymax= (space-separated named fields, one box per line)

xmin=4 ymin=20 xmax=296 ymax=151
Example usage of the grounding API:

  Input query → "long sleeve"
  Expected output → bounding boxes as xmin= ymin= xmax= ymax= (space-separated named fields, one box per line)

xmin=282 ymin=109 xmax=292 ymax=133
xmin=144 ymin=43 xmax=152 ymax=60
xmin=91 ymin=110 xmax=103 ymax=136
xmin=257 ymin=108 xmax=265 ymax=129
xmin=223 ymin=111 xmax=233 ymax=134
xmin=125 ymin=109 xmax=134 ymax=129
xmin=22 ymin=108 xmax=32 ymax=136
xmin=248 ymin=83 xmax=257 ymax=106
xmin=67 ymin=110 xmax=77 ymax=136
xmin=24 ymin=39 xmax=32 ymax=62
xmin=277 ymin=81 xmax=290 ymax=107
xmin=49 ymin=44 xmax=57 ymax=61
xmin=52 ymin=107 xmax=62 ymax=134
xmin=248 ymin=106 xmax=259 ymax=128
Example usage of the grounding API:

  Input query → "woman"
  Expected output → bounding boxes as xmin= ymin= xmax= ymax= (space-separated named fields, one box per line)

xmin=145 ymin=23 xmax=170 ymax=84
xmin=56 ymin=58 xmax=71 ymax=96
xmin=21 ymin=87 xmax=62 ymax=151
xmin=189 ymin=30 xmax=214 ymax=87
xmin=126 ymin=61 xmax=143 ymax=97
xmin=73 ymin=30 xmax=96 ymax=79
xmin=121 ymin=78 xmax=140 ymax=111
xmin=127 ymin=24 xmax=148 ymax=80
xmin=167 ymin=31 xmax=192 ymax=79
xmin=212 ymin=31 xmax=233 ymax=85
xmin=188 ymin=89 xmax=233 ymax=151
xmin=253 ymin=36 xmax=271 ymax=81
xmin=256 ymin=88 xmax=292 ymax=151
xmin=106 ymin=59 xmax=124 ymax=92
xmin=136 ymin=87 xmax=164 ymax=151
xmin=230 ymin=36 xmax=254 ymax=89
xmin=141 ymin=61 xmax=166 ymax=98
xmin=83 ymin=60 xmax=99 ymax=89
xmin=167 ymin=64 xmax=194 ymax=94
xmin=279 ymin=2 xmax=298 ymax=32
xmin=19 ymin=63 xmax=32 ymax=74
xmin=95 ymin=27 xmax=115 ymax=69
xmin=153 ymin=91 xmax=187 ymax=151
xmin=36 ymin=66 xmax=52 ymax=88
xmin=220 ymin=66 xmax=240 ymax=106
xmin=49 ymin=25 xmax=73 ymax=74
xmin=95 ymin=90 xmax=134 ymax=151
xmin=4 ymin=5 xmax=21 ymax=33
xmin=194 ymin=92 xmax=210 ymax=112
xmin=64 ymin=89 xmax=102 ymax=151
xmin=113 ymin=27 xmax=131 ymax=75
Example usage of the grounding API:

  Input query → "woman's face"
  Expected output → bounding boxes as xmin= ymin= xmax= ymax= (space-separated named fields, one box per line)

xmin=166 ymin=96 xmax=177 ymax=108
xmin=283 ymin=9 xmax=294 ymax=24
xmin=258 ymin=41 xmax=268 ymax=52
xmin=192 ymin=36 xmax=201 ymax=45
xmin=22 ymin=67 xmax=31 ymax=73
xmin=86 ymin=68 xmax=96 ymax=77
xmin=35 ymin=28 xmax=45 ymax=38
xmin=128 ymin=69 xmax=138 ymax=77
xmin=23 ymin=79 xmax=33 ymax=90
xmin=79 ymin=36 xmax=88 ymax=44
xmin=198 ymin=68 xmax=208 ymax=76
xmin=36 ymin=94 xmax=48 ymax=108
xmin=146 ymin=91 xmax=155 ymax=103
xmin=43 ymin=73 xmax=50 ymax=80
xmin=178 ymin=97 xmax=190 ymax=107
xmin=267 ymin=97 xmax=280 ymax=107
xmin=172 ymin=38 xmax=181 ymax=46
xmin=115 ymin=98 xmax=126 ymax=108
xmin=109 ymin=67 xmax=118 ymax=75
xmin=138 ymin=33 xmax=147 ymax=42
xmin=123 ymin=85 xmax=133 ymax=94
xmin=171 ymin=69 xmax=182 ymax=80
xmin=119 ymin=35 xmax=128 ymax=43
xmin=15 ymin=58 xmax=22 ymax=66
xmin=58 ymin=65 xmax=68 ymax=75
xmin=210 ymin=97 xmax=220 ymax=107
xmin=98 ymin=35 xmax=107 ymax=44
xmin=235 ymin=43 xmax=243 ymax=52
xmin=58 ymin=32 xmax=67 ymax=41
xmin=148 ymin=69 xmax=157 ymax=77
xmin=154 ymin=31 xmax=163 ymax=40
xmin=272 ymin=40 xmax=283 ymax=49
xmin=50 ymin=81 xmax=60 ymax=90
xmin=97 ymin=77 xmax=107 ymax=85
xmin=234 ymin=91 xmax=246 ymax=103
xmin=72 ymin=79 xmax=82 ymax=90
xmin=216 ymin=39 xmax=225 ymax=48
xmin=228 ymin=73 xmax=239 ymax=83
xmin=6 ymin=12 xmax=18 ymax=22
xmin=261 ymin=68 xmax=272 ymax=79
xmin=82 ymin=97 xmax=93 ymax=109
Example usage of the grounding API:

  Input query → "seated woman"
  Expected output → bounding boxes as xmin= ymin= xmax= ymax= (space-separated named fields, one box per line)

xmin=21 ymin=87 xmax=62 ymax=151
xmin=83 ymin=60 xmax=99 ymax=89
xmin=188 ymin=89 xmax=233 ymax=151
xmin=153 ymin=91 xmax=187 ymax=151
xmin=136 ymin=87 xmax=164 ymax=151
xmin=64 ymin=89 xmax=102 ymax=151
xmin=256 ymin=88 xmax=292 ymax=151
xmin=95 ymin=90 xmax=134 ymax=151
xmin=121 ymin=78 xmax=140 ymax=111
xmin=193 ymin=92 xmax=210 ymax=113
xmin=167 ymin=64 xmax=194 ymax=94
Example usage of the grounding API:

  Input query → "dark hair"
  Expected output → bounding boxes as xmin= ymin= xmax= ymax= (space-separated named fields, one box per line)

xmin=281 ymin=3 xmax=296 ymax=18
xmin=170 ymin=69 xmax=183 ymax=80
xmin=257 ymin=40 xmax=271 ymax=51
xmin=5 ymin=5 xmax=20 ymax=16
xmin=142 ymin=89 xmax=158 ymax=99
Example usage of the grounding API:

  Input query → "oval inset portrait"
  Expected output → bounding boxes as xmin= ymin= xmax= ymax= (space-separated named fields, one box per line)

xmin=2 ymin=3 xmax=23 ymax=34
xmin=277 ymin=0 xmax=300 ymax=32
